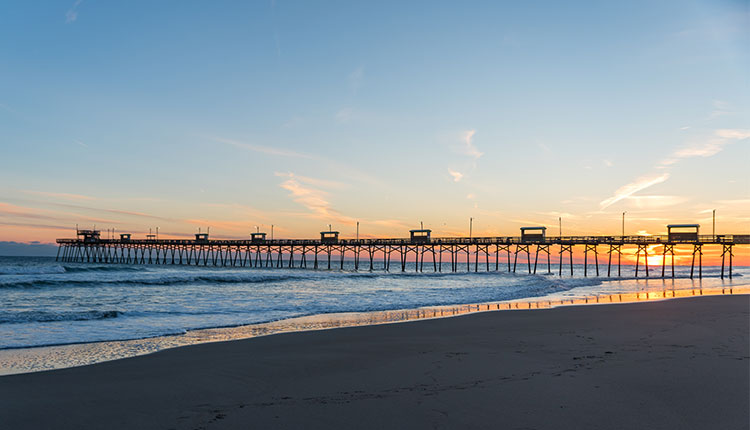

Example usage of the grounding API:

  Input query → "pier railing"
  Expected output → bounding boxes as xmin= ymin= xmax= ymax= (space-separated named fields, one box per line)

xmin=56 ymin=234 xmax=749 ymax=246
xmin=55 ymin=231 xmax=746 ymax=279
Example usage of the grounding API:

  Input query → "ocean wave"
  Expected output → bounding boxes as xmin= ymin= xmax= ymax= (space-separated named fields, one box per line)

xmin=61 ymin=265 xmax=144 ymax=273
xmin=0 ymin=265 xmax=67 ymax=275
xmin=0 ymin=273 xmax=312 ymax=289
xmin=0 ymin=310 xmax=122 ymax=324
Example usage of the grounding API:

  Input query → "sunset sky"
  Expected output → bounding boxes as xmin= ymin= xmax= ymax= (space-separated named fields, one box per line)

xmin=0 ymin=1 xmax=748 ymax=258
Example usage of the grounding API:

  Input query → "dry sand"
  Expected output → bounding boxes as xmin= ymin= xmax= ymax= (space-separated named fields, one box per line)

xmin=1 ymin=295 xmax=748 ymax=430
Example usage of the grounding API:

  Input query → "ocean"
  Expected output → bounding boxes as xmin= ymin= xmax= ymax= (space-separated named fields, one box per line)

xmin=1 ymin=256 xmax=746 ymax=351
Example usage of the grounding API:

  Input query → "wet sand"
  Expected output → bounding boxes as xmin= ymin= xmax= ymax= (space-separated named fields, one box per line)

xmin=1 ymin=295 xmax=748 ymax=429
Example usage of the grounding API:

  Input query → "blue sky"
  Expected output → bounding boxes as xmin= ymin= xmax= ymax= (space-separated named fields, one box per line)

xmin=0 ymin=0 xmax=748 ymax=242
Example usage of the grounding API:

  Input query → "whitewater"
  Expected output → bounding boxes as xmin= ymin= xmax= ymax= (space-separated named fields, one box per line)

xmin=0 ymin=256 xmax=747 ymax=350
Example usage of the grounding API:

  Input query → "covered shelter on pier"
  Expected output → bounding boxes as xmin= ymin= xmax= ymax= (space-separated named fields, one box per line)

xmin=195 ymin=233 xmax=209 ymax=242
xmin=77 ymin=229 xmax=100 ymax=243
xmin=520 ymin=227 xmax=546 ymax=242
xmin=320 ymin=231 xmax=339 ymax=244
xmin=410 ymin=229 xmax=432 ymax=244
xmin=667 ymin=224 xmax=699 ymax=242
xmin=251 ymin=232 xmax=267 ymax=243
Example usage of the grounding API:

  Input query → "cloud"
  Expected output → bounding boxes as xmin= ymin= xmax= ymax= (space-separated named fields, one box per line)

xmin=625 ymin=195 xmax=689 ymax=209
xmin=599 ymin=173 xmax=670 ymax=209
xmin=47 ymin=202 xmax=173 ymax=221
xmin=216 ymin=136 xmax=382 ymax=186
xmin=603 ymin=159 xmax=613 ymax=167
xmin=277 ymin=173 xmax=356 ymax=225
xmin=708 ymin=100 xmax=732 ymax=119
xmin=659 ymin=128 xmax=749 ymax=167
xmin=715 ymin=129 xmax=750 ymax=139
xmin=24 ymin=190 xmax=94 ymax=201
xmin=335 ymin=107 xmax=354 ymax=123
xmin=602 ymin=128 xmax=747 ymax=210
xmin=66 ymin=0 xmax=82 ymax=23
xmin=0 ymin=221 xmax=78 ymax=232
xmin=275 ymin=172 xmax=349 ymax=190
xmin=0 ymin=202 xmax=57 ymax=220
xmin=213 ymin=137 xmax=312 ymax=159
xmin=537 ymin=211 xmax=578 ymax=219
xmin=459 ymin=130 xmax=483 ymax=159
xmin=348 ymin=66 xmax=364 ymax=94
xmin=448 ymin=169 xmax=463 ymax=182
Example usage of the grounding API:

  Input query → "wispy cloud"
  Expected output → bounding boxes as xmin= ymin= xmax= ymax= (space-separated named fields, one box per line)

xmin=275 ymin=172 xmax=349 ymax=190
xmin=213 ymin=137 xmax=312 ymax=159
xmin=448 ymin=169 xmax=463 ymax=182
xmin=459 ymin=130 xmax=483 ymax=159
xmin=599 ymin=173 xmax=670 ymax=209
xmin=625 ymin=195 xmax=688 ymax=209
xmin=0 ymin=202 xmax=57 ymax=220
xmin=348 ymin=66 xmax=364 ymax=95
xmin=659 ymin=128 xmax=749 ymax=167
xmin=0 ymin=221 xmax=79 ymax=232
xmin=276 ymin=173 xmax=356 ymax=225
xmin=334 ymin=107 xmax=354 ymax=123
xmin=216 ymin=135 xmax=381 ymax=186
xmin=49 ymin=202 xmax=173 ymax=221
xmin=602 ymin=128 xmax=748 ymax=210
xmin=66 ymin=0 xmax=82 ymax=23
xmin=24 ymin=190 xmax=94 ymax=201
xmin=708 ymin=100 xmax=732 ymax=119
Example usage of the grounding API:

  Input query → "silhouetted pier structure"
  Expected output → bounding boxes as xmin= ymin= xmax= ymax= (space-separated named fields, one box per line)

xmin=57 ymin=226 xmax=748 ymax=279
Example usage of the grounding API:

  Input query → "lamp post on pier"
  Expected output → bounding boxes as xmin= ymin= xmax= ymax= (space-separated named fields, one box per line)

xmin=712 ymin=209 xmax=716 ymax=241
xmin=469 ymin=217 xmax=473 ymax=239
xmin=622 ymin=212 xmax=626 ymax=239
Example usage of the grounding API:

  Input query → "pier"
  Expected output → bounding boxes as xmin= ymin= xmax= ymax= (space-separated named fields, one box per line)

xmin=56 ymin=226 xmax=748 ymax=279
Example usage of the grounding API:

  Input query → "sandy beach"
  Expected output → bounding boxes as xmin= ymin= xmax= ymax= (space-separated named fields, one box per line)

xmin=1 ymin=295 xmax=747 ymax=429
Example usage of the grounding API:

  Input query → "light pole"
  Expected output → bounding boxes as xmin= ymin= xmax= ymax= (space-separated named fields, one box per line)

xmin=469 ymin=217 xmax=473 ymax=239
xmin=356 ymin=221 xmax=359 ymax=241
xmin=271 ymin=225 xmax=274 ymax=240
xmin=622 ymin=212 xmax=626 ymax=238
xmin=156 ymin=227 xmax=159 ymax=240
xmin=559 ymin=217 xmax=562 ymax=238
xmin=712 ymin=209 xmax=716 ymax=241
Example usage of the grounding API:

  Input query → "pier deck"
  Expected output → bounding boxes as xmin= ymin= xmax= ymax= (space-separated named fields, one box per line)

xmin=56 ymin=233 xmax=748 ymax=279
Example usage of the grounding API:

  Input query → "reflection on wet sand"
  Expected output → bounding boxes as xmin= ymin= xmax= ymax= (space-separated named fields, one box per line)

xmin=1 ymin=286 xmax=747 ymax=376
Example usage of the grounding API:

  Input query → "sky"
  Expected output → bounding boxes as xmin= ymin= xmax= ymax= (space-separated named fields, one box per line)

xmin=0 ymin=1 xmax=748 ymax=259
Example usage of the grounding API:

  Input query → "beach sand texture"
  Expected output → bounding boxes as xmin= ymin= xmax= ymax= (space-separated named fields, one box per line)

xmin=1 ymin=295 xmax=748 ymax=429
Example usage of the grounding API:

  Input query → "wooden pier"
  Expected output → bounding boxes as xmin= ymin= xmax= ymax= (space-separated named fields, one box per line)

xmin=56 ymin=228 xmax=749 ymax=279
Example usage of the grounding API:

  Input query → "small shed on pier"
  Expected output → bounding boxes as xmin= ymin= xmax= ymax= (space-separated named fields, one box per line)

xmin=251 ymin=232 xmax=267 ymax=243
xmin=320 ymin=231 xmax=339 ymax=244
xmin=119 ymin=233 xmax=131 ymax=241
xmin=520 ymin=226 xmax=546 ymax=242
xmin=667 ymin=224 xmax=699 ymax=242
xmin=410 ymin=229 xmax=432 ymax=244
xmin=195 ymin=233 xmax=209 ymax=242
xmin=77 ymin=229 xmax=101 ymax=243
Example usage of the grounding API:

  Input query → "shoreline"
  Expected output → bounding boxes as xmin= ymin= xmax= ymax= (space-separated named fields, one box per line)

xmin=2 ymin=284 xmax=748 ymax=376
xmin=1 ymin=294 xmax=747 ymax=429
